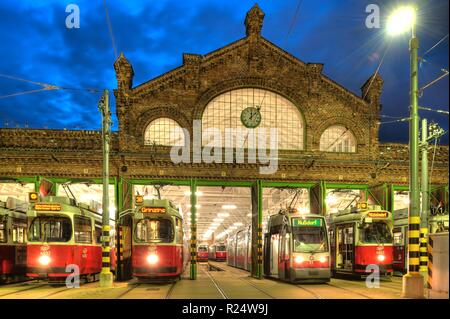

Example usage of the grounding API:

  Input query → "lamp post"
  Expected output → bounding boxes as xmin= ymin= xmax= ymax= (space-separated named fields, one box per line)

xmin=98 ymin=89 xmax=114 ymax=288
xmin=387 ymin=6 xmax=423 ymax=298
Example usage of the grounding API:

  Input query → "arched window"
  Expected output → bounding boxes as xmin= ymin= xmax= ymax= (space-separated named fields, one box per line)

xmin=201 ymin=88 xmax=304 ymax=150
xmin=144 ymin=118 xmax=185 ymax=146
xmin=320 ymin=125 xmax=356 ymax=153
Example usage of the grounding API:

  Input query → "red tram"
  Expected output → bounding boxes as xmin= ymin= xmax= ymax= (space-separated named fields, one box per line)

xmin=197 ymin=245 xmax=209 ymax=262
xmin=329 ymin=202 xmax=394 ymax=277
xmin=26 ymin=193 xmax=115 ymax=282
xmin=0 ymin=198 xmax=27 ymax=283
xmin=127 ymin=196 xmax=188 ymax=281
xmin=208 ymin=243 xmax=227 ymax=261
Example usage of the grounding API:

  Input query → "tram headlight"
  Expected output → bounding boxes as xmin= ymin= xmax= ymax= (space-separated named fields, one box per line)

xmin=319 ymin=256 xmax=327 ymax=263
xmin=295 ymin=256 xmax=304 ymax=264
xmin=38 ymin=255 xmax=51 ymax=266
xmin=377 ymin=254 xmax=385 ymax=262
xmin=146 ymin=254 xmax=159 ymax=265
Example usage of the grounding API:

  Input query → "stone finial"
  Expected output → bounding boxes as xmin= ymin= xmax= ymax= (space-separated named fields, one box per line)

xmin=361 ymin=73 xmax=383 ymax=106
xmin=114 ymin=52 xmax=134 ymax=90
xmin=245 ymin=4 xmax=265 ymax=37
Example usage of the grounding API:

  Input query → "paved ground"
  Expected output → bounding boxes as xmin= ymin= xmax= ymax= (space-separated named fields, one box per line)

xmin=0 ymin=263 xmax=421 ymax=299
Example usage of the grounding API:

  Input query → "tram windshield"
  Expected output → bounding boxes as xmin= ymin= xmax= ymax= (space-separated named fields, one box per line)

xmin=359 ymin=221 xmax=393 ymax=244
xmin=135 ymin=218 xmax=174 ymax=243
xmin=198 ymin=246 xmax=208 ymax=252
xmin=28 ymin=216 xmax=72 ymax=242
xmin=292 ymin=218 xmax=328 ymax=253
xmin=216 ymin=245 xmax=226 ymax=252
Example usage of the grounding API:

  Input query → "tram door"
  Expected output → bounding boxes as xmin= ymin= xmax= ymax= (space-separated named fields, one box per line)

xmin=278 ymin=232 xmax=290 ymax=280
xmin=336 ymin=224 xmax=354 ymax=271
xmin=270 ymin=234 xmax=279 ymax=275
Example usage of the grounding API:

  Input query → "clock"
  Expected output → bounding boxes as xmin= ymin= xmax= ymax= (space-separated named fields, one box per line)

xmin=240 ymin=106 xmax=262 ymax=128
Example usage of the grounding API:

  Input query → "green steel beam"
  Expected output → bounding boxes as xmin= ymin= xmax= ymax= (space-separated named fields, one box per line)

xmin=190 ymin=178 xmax=197 ymax=280
xmin=261 ymin=181 xmax=315 ymax=188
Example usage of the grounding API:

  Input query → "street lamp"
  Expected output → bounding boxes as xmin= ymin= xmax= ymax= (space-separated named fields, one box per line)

xmin=387 ymin=6 xmax=424 ymax=298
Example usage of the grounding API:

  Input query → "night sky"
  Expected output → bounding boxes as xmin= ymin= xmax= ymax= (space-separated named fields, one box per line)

xmin=0 ymin=0 xmax=448 ymax=144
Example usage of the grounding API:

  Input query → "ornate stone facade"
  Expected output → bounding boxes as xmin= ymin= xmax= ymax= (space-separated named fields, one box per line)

xmin=0 ymin=5 xmax=448 ymax=187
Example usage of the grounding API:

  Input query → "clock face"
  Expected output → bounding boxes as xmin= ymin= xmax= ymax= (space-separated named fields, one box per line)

xmin=240 ymin=107 xmax=262 ymax=128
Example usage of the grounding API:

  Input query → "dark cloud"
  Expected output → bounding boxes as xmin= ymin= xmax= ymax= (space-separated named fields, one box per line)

xmin=0 ymin=0 xmax=448 ymax=143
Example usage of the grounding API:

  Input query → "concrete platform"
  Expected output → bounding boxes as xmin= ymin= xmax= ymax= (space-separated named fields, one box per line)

xmin=0 ymin=262 xmax=412 ymax=299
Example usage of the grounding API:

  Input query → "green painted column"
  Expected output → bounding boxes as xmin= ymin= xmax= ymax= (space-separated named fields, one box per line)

xmin=190 ymin=178 xmax=197 ymax=280
xmin=256 ymin=179 xmax=263 ymax=279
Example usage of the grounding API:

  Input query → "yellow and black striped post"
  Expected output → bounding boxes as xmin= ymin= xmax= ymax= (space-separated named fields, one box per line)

xmin=102 ymin=225 xmax=111 ymax=273
xmin=427 ymin=236 xmax=433 ymax=290
xmin=98 ymin=89 xmax=113 ymax=288
xmin=408 ymin=216 xmax=421 ymax=274
xmin=257 ymin=224 xmax=263 ymax=278
xmin=189 ymin=179 xmax=197 ymax=280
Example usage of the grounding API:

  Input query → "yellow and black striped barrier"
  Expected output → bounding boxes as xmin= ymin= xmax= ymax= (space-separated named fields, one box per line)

xmin=408 ymin=216 xmax=420 ymax=273
xmin=419 ymin=227 xmax=428 ymax=272
xmin=102 ymin=224 xmax=111 ymax=271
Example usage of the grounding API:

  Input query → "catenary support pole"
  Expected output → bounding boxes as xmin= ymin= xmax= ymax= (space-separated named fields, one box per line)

xmin=419 ymin=119 xmax=429 ymax=280
xmin=402 ymin=18 xmax=424 ymax=299
xmin=98 ymin=89 xmax=113 ymax=288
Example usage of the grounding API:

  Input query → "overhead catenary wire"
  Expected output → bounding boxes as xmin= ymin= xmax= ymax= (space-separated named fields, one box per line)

xmin=0 ymin=72 xmax=103 ymax=100
xmin=418 ymin=106 xmax=449 ymax=115
xmin=379 ymin=117 xmax=410 ymax=125
xmin=419 ymin=71 xmax=449 ymax=94
xmin=256 ymin=0 xmax=304 ymax=110
xmin=362 ymin=39 xmax=392 ymax=101
xmin=421 ymin=34 xmax=449 ymax=58
xmin=103 ymin=0 xmax=118 ymax=60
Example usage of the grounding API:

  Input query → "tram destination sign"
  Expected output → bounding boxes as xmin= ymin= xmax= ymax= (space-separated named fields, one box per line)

xmin=293 ymin=218 xmax=322 ymax=227
xmin=367 ymin=211 xmax=388 ymax=218
xmin=34 ymin=203 xmax=61 ymax=211
xmin=141 ymin=207 xmax=166 ymax=214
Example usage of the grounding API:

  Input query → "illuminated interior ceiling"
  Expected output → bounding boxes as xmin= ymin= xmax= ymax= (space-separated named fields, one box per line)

xmin=325 ymin=189 xmax=365 ymax=214
xmin=56 ymin=183 xmax=116 ymax=220
xmin=133 ymin=185 xmax=310 ymax=243
xmin=0 ymin=182 xmax=34 ymax=203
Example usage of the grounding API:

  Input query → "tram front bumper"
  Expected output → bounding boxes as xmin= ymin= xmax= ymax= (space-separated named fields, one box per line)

xmin=290 ymin=267 xmax=331 ymax=282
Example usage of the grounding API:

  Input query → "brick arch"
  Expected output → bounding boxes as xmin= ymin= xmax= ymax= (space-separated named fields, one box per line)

xmin=134 ymin=107 xmax=191 ymax=145
xmin=192 ymin=77 xmax=307 ymax=120
xmin=314 ymin=117 xmax=365 ymax=150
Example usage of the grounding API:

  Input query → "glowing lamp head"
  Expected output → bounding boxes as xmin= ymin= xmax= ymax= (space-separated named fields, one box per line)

xmin=319 ymin=256 xmax=327 ymax=263
xmin=377 ymin=254 xmax=385 ymax=262
xmin=146 ymin=254 xmax=159 ymax=265
xmin=387 ymin=6 xmax=416 ymax=36
xmin=38 ymin=255 xmax=51 ymax=266
xmin=294 ymin=256 xmax=304 ymax=264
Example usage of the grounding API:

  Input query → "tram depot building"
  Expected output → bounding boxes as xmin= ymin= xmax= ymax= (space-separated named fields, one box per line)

xmin=0 ymin=5 xmax=448 ymax=278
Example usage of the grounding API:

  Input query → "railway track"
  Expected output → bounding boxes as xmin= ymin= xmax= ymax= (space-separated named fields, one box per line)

xmin=295 ymin=285 xmax=326 ymax=299
xmin=208 ymin=263 xmax=276 ymax=299
xmin=164 ymin=281 xmax=177 ymax=299
xmin=0 ymin=283 xmax=48 ymax=298
xmin=202 ymin=268 xmax=229 ymax=299
xmin=324 ymin=282 xmax=373 ymax=299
